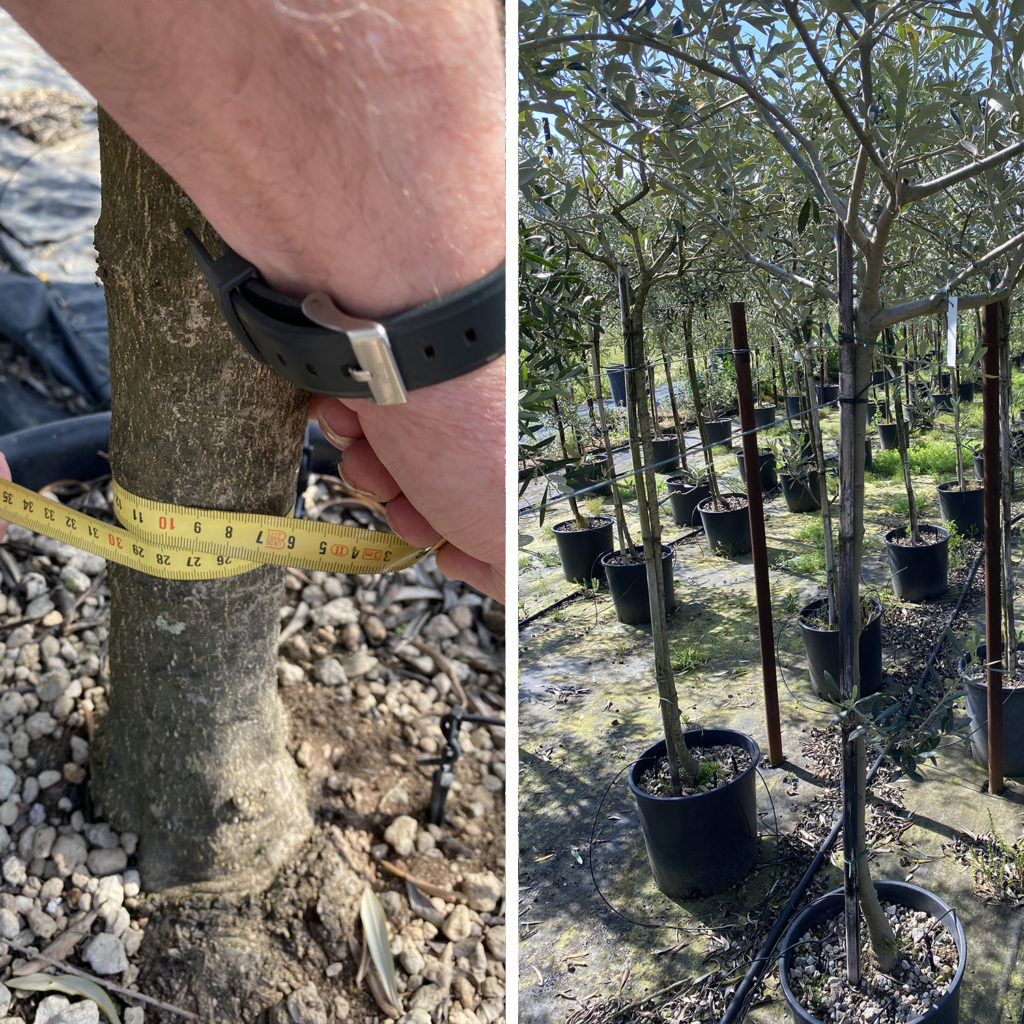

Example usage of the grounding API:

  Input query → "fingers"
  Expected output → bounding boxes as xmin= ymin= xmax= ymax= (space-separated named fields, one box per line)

xmin=385 ymin=494 xmax=442 ymax=548
xmin=435 ymin=544 xmax=503 ymax=603
xmin=310 ymin=395 xmax=363 ymax=450
xmin=337 ymin=438 xmax=400 ymax=502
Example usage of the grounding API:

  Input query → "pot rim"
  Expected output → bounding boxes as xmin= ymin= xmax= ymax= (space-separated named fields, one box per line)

xmin=599 ymin=544 xmax=673 ymax=568
xmin=883 ymin=523 xmax=950 ymax=546
xmin=936 ymin=480 xmax=981 ymax=494
xmin=627 ymin=730 xmax=761 ymax=804
xmin=552 ymin=515 xmax=614 ymax=534
xmin=696 ymin=492 xmax=749 ymax=513
xmin=797 ymin=594 xmax=883 ymax=632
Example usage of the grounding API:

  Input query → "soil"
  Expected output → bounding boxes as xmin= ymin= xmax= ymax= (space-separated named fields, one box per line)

xmin=552 ymin=518 xmax=611 ymax=534
xmin=601 ymin=552 xmax=645 ymax=567
xmin=799 ymin=597 xmax=880 ymax=632
xmin=698 ymin=494 xmax=747 ymax=512
xmin=885 ymin=523 xmax=947 ymax=547
xmin=634 ymin=744 xmax=752 ymax=798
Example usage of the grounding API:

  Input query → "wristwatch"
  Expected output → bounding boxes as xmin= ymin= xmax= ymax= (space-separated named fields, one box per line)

xmin=186 ymin=230 xmax=505 ymax=404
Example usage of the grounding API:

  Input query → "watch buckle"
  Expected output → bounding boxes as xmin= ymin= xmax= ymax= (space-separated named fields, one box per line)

xmin=301 ymin=292 xmax=409 ymax=405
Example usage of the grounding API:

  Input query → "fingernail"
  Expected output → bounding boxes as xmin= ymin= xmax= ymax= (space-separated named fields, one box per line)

xmin=318 ymin=415 xmax=354 ymax=452
xmin=336 ymin=467 xmax=379 ymax=501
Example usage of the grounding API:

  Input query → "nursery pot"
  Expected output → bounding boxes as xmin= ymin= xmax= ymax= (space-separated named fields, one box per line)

xmin=666 ymin=478 xmax=710 ymax=527
xmin=752 ymin=405 xmax=776 ymax=429
xmin=959 ymin=643 xmax=1024 ymax=777
xmin=797 ymin=596 xmax=883 ymax=701
xmin=736 ymin=449 xmax=777 ymax=492
xmin=877 ymin=421 xmax=908 ymax=450
xmin=785 ymin=394 xmax=807 ymax=420
xmin=870 ymin=368 xmax=885 ymax=386
xmin=552 ymin=517 xmax=614 ymax=586
xmin=704 ymin=418 xmax=732 ymax=450
xmin=884 ymin=524 xmax=949 ymax=602
xmin=779 ymin=880 xmax=966 ymax=1024
xmin=650 ymin=436 xmax=680 ymax=474
xmin=779 ymin=471 xmax=820 ymax=513
xmin=930 ymin=391 xmax=954 ymax=413
xmin=600 ymin=545 xmax=675 ymax=625
xmin=565 ymin=459 xmax=611 ymax=498
xmin=936 ymin=482 xmax=984 ymax=537
xmin=815 ymin=383 xmax=839 ymax=407
xmin=628 ymin=729 xmax=759 ymax=900
xmin=604 ymin=364 xmax=626 ymax=407
xmin=698 ymin=493 xmax=752 ymax=556
xmin=958 ymin=380 xmax=976 ymax=402
xmin=866 ymin=399 xmax=877 ymax=423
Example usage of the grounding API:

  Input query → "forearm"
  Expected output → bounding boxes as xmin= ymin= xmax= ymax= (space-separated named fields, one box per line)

xmin=5 ymin=0 xmax=504 ymax=316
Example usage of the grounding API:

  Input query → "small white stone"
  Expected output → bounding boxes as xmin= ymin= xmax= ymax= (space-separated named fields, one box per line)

xmin=87 ymin=847 xmax=128 ymax=877
xmin=0 ymin=766 xmax=16 ymax=803
xmin=82 ymin=932 xmax=128 ymax=975
xmin=383 ymin=815 xmax=418 ymax=857
xmin=2 ymin=856 xmax=26 ymax=886
xmin=37 ymin=771 xmax=61 ymax=791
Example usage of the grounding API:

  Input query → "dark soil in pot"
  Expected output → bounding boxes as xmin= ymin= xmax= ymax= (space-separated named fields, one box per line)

xmin=697 ymin=492 xmax=751 ymax=556
xmin=628 ymin=730 xmax=759 ymax=900
xmin=600 ymin=545 xmax=676 ymax=625
xmin=552 ymin=516 xmax=614 ymax=585
xmin=666 ymin=477 xmax=711 ymax=527
xmin=798 ymin=596 xmax=883 ymax=701
xmin=884 ymin=524 xmax=949 ymax=602
xmin=779 ymin=880 xmax=965 ymax=1024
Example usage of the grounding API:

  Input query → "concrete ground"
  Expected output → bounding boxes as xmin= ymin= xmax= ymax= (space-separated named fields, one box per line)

xmin=518 ymin=417 xmax=1024 ymax=1024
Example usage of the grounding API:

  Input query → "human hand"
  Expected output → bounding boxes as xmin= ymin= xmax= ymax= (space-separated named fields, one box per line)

xmin=311 ymin=359 xmax=504 ymax=601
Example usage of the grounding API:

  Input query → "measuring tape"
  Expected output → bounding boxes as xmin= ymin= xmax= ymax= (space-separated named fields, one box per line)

xmin=0 ymin=479 xmax=437 ymax=580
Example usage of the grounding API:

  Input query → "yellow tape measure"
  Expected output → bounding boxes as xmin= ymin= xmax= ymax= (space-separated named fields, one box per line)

xmin=0 ymin=479 xmax=436 ymax=579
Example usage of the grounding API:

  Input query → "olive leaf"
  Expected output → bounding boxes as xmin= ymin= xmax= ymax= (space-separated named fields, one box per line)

xmin=8 ymin=973 xmax=122 ymax=1024
xmin=359 ymin=887 xmax=400 ymax=1010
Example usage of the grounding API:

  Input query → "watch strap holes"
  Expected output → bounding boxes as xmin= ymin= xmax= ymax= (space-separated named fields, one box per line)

xmin=465 ymin=327 xmax=477 ymax=343
xmin=305 ymin=362 xmax=317 ymax=377
xmin=275 ymin=352 xmax=286 ymax=367
xmin=424 ymin=345 xmax=436 ymax=359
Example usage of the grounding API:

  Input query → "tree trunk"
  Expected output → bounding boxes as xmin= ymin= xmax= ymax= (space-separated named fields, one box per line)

xmin=92 ymin=112 xmax=313 ymax=892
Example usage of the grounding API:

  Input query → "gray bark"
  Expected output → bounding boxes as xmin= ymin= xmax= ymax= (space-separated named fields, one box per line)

xmin=91 ymin=111 xmax=314 ymax=892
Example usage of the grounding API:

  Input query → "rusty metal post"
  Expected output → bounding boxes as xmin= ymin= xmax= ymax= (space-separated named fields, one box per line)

xmin=982 ymin=302 xmax=1004 ymax=794
xmin=730 ymin=301 xmax=783 ymax=766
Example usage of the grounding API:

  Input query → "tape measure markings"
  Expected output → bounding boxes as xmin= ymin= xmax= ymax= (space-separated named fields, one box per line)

xmin=0 ymin=479 xmax=430 ymax=580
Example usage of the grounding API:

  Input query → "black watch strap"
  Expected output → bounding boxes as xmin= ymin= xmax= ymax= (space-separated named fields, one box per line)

xmin=186 ymin=230 xmax=505 ymax=403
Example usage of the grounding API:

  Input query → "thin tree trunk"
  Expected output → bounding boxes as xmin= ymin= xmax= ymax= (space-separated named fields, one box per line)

xmin=662 ymin=344 xmax=687 ymax=474
xmin=92 ymin=113 xmax=313 ymax=891
xmin=999 ymin=301 xmax=1015 ymax=678
xmin=590 ymin=324 xmax=634 ymax=556
xmin=684 ymin=314 xmax=721 ymax=505
xmin=553 ymin=396 xmax=585 ymax=526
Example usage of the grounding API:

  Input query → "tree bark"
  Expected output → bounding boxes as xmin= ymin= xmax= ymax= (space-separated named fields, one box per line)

xmin=92 ymin=111 xmax=313 ymax=892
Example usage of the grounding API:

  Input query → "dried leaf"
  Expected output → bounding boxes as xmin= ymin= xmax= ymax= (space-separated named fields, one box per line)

xmin=8 ymin=972 xmax=122 ymax=1024
xmin=360 ymin=887 xmax=401 ymax=1010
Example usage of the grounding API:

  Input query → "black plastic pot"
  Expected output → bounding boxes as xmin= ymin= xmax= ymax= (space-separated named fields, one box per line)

xmin=870 ymin=369 xmax=885 ymax=386
xmin=884 ymin=524 xmax=949 ymax=602
xmin=704 ymin=418 xmax=732 ymax=450
xmin=936 ymin=482 xmax=984 ymax=537
xmin=877 ymin=421 xmax=907 ymax=450
xmin=864 ymin=435 xmax=873 ymax=472
xmin=779 ymin=471 xmax=820 ymax=513
xmin=600 ymin=545 xmax=675 ymax=625
xmin=736 ymin=449 xmax=777 ymax=492
xmin=666 ymin=478 xmax=710 ymax=527
xmin=780 ymin=881 xmax=965 ymax=1024
xmin=785 ymin=394 xmax=806 ymax=420
xmin=973 ymin=449 xmax=1021 ymax=495
xmin=628 ymin=729 xmax=759 ymax=900
xmin=958 ymin=380 xmax=976 ymax=403
xmin=605 ymin=364 xmax=626 ymax=407
xmin=752 ymin=405 xmax=776 ymax=429
xmin=565 ymin=460 xmax=611 ymax=498
xmin=552 ymin=517 xmax=614 ymax=586
xmin=959 ymin=643 xmax=1024 ymax=777
xmin=797 ymin=596 xmax=883 ymax=701
xmin=866 ymin=399 xmax=877 ymax=424
xmin=815 ymin=383 xmax=839 ymax=407
xmin=650 ymin=436 xmax=680 ymax=474
xmin=698 ymin=493 xmax=751 ymax=556
xmin=931 ymin=391 xmax=954 ymax=413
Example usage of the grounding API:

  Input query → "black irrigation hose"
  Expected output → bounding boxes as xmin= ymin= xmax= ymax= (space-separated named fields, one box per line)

xmin=718 ymin=533 xmax=990 ymax=1024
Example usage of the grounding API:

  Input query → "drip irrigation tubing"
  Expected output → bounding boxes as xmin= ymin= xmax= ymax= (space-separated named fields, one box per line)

xmin=718 ymin=531 xmax=991 ymax=1024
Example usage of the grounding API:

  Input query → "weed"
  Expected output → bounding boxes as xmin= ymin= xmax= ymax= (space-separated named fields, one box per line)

xmin=539 ymin=551 xmax=562 ymax=568
xmin=890 ymin=496 xmax=910 ymax=516
xmin=671 ymin=642 xmax=709 ymax=673
xmin=970 ymin=812 xmax=1024 ymax=904
xmin=584 ymin=495 xmax=606 ymax=516
xmin=869 ymin=439 xmax=958 ymax=481
xmin=614 ymin=638 xmax=632 ymax=660
xmin=550 ymin=608 xmax=569 ymax=623
xmin=518 ymin=554 xmax=533 ymax=572
xmin=782 ymin=590 xmax=799 ymax=614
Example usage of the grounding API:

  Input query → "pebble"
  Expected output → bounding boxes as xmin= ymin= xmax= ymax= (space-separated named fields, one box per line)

xmin=461 ymin=872 xmax=502 ymax=912
xmin=383 ymin=815 xmax=418 ymax=857
xmin=442 ymin=904 xmax=475 ymax=941
xmin=341 ymin=649 xmax=378 ymax=678
xmin=0 ymin=766 xmax=17 ymax=802
xmin=313 ymin=658 xmax=347 ymax=687
xmin=285 ymin=983 xmax=327 ymax=1024
xmin=310 ymin=597 xmax=358 ymax=627
xmin=87 ymin=847 xmax=128 ymax=877
xmin=82 ymin=932 xmax=129 ymax=975
xmin=59 ymin=566 xmax=92 ymax=595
